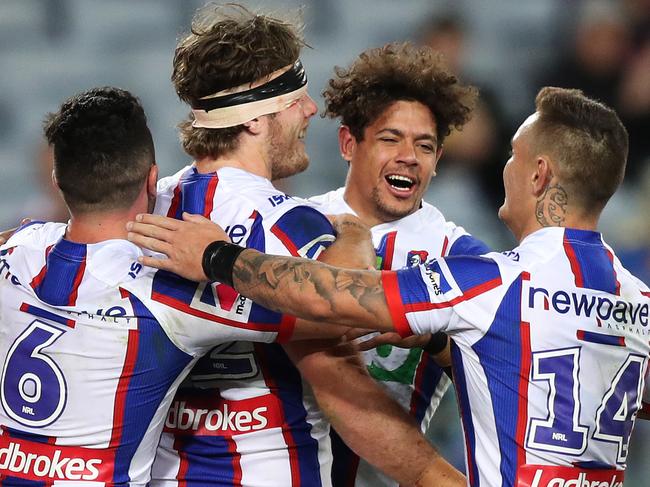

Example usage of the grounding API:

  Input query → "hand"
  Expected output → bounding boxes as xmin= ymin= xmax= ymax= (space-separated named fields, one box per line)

xmin=354 ymin=331 xmax=431 ymax=352
xmin=0 ymin=218 xmax=31 ymax=245
xmin=320 ymin=213 xmax=375 ymax=270
xmin=126 ymin=212 xmax=230 ymax=281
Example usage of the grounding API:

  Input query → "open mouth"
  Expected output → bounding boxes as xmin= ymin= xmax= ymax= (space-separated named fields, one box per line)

xmin=385 ymin=174 xmax=415 ymax=192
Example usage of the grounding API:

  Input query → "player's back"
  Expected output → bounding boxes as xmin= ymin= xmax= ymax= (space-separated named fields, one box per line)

xmin=441 ymin=228 xmax=649 ymax=486
xmin=152 ymin=166 xmax=335 ymax=487
xmin=0 ymin=222 xmax=283 ymax=486
xmin=0 ymin=222 xmax=197 ymax=486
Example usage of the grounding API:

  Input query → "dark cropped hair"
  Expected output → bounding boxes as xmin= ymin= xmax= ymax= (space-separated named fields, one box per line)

xmin=173 ymin=4 xmax=305 ymax=159
xmin=323 ymin=42 xmax=477 ymax=144
xmin=44 ymin=87 xmax=155 ymax=213
xmin=532 ymin=86 xmax=629 ymax=211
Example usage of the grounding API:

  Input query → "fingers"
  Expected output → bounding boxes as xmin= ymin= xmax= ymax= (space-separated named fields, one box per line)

xmin=343 ymin=328 xmax=375 ymax=342
xmin=127 ymin=221 xmax=175 ymax=243
xmin=134 ymin=213 xmax=181 ymax=230
xmin=127 ymin=232 xmax=172 ymax=256
xmin=355 ymin=332 xmax=404 ymax=351
xmin=137 ymin=255 xmax=174 ymax=272
xmin=182 ymin=212 xmax=211 ymax=223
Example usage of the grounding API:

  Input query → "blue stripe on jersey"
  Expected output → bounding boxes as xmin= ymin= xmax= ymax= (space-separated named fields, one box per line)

xmin=246 ymin=211 xmax=266 ymax=251
xmin=445 ymin=256 xmax=501 ymax=294
xmin=472 ymin=276 xmax=525 ymax=486
xmin=152 ymin=270 xmax=198 ymax=305
xmin=271 ymin=206 xmax=334 ymax=258
xmin=174 ymin=435 xmax=238 ymax=486
xmin=411 ymin=351 xmax=444 ymax=424
xmin=32 ymin=240 xmax=86 ymax=307
xmin=0 ymin=478 xmax=45 ymax=487
xmin=20 ymin=303 xmax=74 ymax=327
xmin=179 ymin=170 xmax=216 ymax=216
xmin=259 ymin=344 xmax=322 ymax=486
xmin=448 ymin=235 xmax=490 ymax=257
xmin=395 ymin=262 xmax=449 ymax=306
xmin=451 ymin=341 xmax=479 ymax=487
xmin=15 ymin=220 xmax=46 ymax=233
xmin=112 ymin=293 xmax=193 ymax=485
xmin=563 ymin=229 xmax=618 ymax=294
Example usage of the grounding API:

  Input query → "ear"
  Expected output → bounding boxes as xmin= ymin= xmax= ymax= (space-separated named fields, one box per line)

xmin=338 ymin=125 xmax=356 ymax=162
xmin=146 ymin=164 xmax=158 ymax=213
xmin=531 ymin=156 xmax=553 ymax=197
xmin=431 ymin=146 xmax=444 ymax=177
xmin=243 ymin=117 xmax=264 ymax=136
xmin=51 ymin=170 xmax=59 ymax=189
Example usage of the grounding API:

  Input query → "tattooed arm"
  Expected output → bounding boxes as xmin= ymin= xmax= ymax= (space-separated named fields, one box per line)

xmin=231 ymin=248 xmax=395 ymax=331
xmin=127 ymin=212 xmax=396 ymax=332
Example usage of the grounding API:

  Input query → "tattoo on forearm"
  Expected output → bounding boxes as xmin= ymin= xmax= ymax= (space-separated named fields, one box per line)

xmin=231 ymin=251 xmax=387 ymax=323
xmin=535 ymin=183 xmax=568 ymax=227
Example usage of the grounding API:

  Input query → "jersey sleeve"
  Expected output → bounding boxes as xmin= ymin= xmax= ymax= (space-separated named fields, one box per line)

xmin=267 ymin=205 xmax=335 ymax=259
xmin=443 ymin=221 xmax=491 ymax=257
xmin=133 ymin=270 xmax=294 ymax=357
xmin=382 ymin=255 xmax=504 ymax=337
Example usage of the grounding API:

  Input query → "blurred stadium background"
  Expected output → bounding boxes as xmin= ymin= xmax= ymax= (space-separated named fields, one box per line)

xmin=1 ymin=0 xmax=648 ymax=482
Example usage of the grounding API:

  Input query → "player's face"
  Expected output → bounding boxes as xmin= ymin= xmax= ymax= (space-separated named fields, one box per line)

xmin=343 ymin=101 xmax=442 ymax=225
xmin=267 ymin=93 xmax=318 ymax=180
xmin=499 ymin=113 xmax=538 ymax=239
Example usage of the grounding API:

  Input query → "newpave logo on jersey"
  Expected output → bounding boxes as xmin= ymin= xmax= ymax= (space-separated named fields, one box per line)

xmin=518 ymin=464 xmax=623 ymax=487
xmin=528 ymin=286 xmax=649 ymax=330
xmin=164 ymin=394 xmax=284 ymax=437
xmin=0 ymin=435 xmax=113 ymax=482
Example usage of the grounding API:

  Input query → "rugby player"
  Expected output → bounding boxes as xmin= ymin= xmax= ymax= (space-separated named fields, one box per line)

xmin=129 ymin=87 xmax=649 ymax=487
xmin=0 ymin=87 xmax=295 ymax=485
xmin=148 ymin=5 xmax=462 ymax=487
xmin=309 ymin=43 xmax=488 ymax=487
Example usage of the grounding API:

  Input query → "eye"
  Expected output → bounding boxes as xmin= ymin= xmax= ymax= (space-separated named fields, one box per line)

xmin=380 ymin=137 xmax=397 ymax=143
xmin=418 ymin=143 xmax=435 ymax=153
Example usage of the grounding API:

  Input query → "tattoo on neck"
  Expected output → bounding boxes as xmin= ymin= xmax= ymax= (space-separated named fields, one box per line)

xmin=535 ymin=183 xmax=568 ymax=227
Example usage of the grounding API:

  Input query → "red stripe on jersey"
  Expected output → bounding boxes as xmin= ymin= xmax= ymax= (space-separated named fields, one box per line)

xmin=404 ymin=277 xmax=503 ymax=313
xmin=563 ymin=237 xmax=584 ymax=288
xmin=271 ymin=225 xmax=300 ymax=256
xmin=516 ymin=321 xmax=532 ymax=473
xmin=441 ymin=236 xmax=449 ymax=256
xmin=226 ymin=437 xmax=243 ymax=485
xmin=605 ymin=248 xmax=621 ymax=296
xmin=203 ymin=174 xmax=219 ymax=217
xmin=276 ymin=314 xmax=296 ymax=343
xmin=381 ymin=271 xmax=413 ymax=338
xmin=29 ymin=244 xmax=54 ymax=290
xmin=167 ymin=183 xmax=183 ymax=218
xmin=67 ymin=255 xmax=87 ymax=306
xmin=173 ymin=436 xmax=189 ymax=487
xmin=109 ymin=328 xmax=139 ymax=449
xmin=642 ymin=291 xmax=650 ymax=299
xmin=254 ymin=345 xmax=302 ymax=487
xmin=151 ymin=291 xmax=288 ymax=334
xmin=383 ymin=231 xmax=397 ymax=269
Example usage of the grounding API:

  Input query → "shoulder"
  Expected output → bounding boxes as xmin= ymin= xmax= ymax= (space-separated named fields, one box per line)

xmin=157 ymin=164 xmax=193 ymax=196
xmin=308 ymin=187 xmax=347 ymax=213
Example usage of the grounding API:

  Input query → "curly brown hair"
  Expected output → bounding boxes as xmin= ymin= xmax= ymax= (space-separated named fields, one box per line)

xmin=173 ymin=4 xmax=305 ymax=160
xmin=323 ymin=43 xmax=477 ymax=144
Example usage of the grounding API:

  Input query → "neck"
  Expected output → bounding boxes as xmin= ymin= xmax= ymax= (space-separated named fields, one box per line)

xmin=65 ymin=209 xmax=140 ymax=244
xmin=517 ymin=211 xmax=599 ymax=242
xmin=195 ymin=143 xmax=270 ymax=179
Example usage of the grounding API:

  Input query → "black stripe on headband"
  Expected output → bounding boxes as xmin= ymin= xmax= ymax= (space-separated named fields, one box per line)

xmin=193 ymin=60 xmax=307 ymax=112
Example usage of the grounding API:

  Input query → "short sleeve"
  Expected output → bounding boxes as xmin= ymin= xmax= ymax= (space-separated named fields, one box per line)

xmin=269 ymin=205 xmax=335 ymax=259
xmin=383 ymin=255 xmax=503 ymax=337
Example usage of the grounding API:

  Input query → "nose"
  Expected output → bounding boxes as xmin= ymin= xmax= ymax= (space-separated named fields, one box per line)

xmin=301 ymin=94 xmax=318 ymax=118
xmin=396 ymin=141 xmax=418 ymax=165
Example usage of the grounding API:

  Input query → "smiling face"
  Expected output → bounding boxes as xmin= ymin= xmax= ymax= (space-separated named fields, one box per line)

xmin=342 ymin=100 xmax=442 ymax=226
xmin=267 ymin=92 xmax=318 ymax=180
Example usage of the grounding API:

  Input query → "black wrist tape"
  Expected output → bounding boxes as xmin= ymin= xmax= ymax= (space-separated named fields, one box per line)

xmin=423 ymin=332 xmax=449 ymax=355
xmin=201 ymin=240 xmax=246 ymax=286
